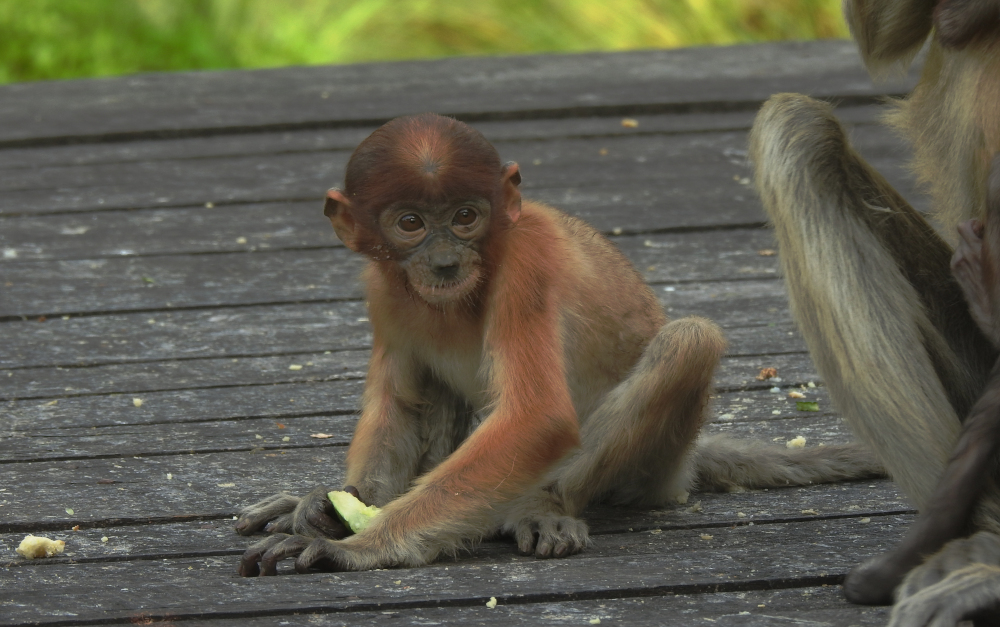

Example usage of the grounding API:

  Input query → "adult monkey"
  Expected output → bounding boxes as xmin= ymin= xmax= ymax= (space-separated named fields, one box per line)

xmin=749 ymin=0 xmax=1000 ymax=622
xmin=236 ymin=113 xmax=882 ymax=576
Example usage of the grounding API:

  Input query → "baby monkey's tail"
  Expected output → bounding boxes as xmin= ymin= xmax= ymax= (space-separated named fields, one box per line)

xmin=690 ymin=434 xmax=885 ymax=492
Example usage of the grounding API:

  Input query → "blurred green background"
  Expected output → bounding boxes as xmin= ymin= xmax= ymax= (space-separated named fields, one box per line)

xmin=0 ymin=0 xmax=848 ymax=84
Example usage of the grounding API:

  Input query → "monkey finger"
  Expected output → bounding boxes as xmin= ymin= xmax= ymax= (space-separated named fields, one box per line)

xmin=238 ymin=534 xmax=292 ymax=577
xmin=235 ymin=492 xmax=300 ymax=536
xmin=552 ymin=519 xmax=589 ymax=558
xmin=263 ymin=513 xmax=294 ymax=534
xmin=291 ymin=485 xmax=350 ymax=539
xmin=533 ymin=517 xmax=562 ymax=558
xmin=294 ymin=537 xmax=351 ymax=573
xmin=258 ymin=534 xmax=312 ymax=576
xmin=513 ymin=519 xmax=540 ymax=556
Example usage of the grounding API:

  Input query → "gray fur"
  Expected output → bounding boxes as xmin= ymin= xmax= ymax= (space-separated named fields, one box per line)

xmin=692 ymin=435 xmax=884 ymax=492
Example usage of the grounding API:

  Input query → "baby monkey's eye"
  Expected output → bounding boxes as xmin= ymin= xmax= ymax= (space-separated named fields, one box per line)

xmin=398 ymin=214 xmax=424 ymax=232
xmin=453 ymin=207 xmax=478 ymax=226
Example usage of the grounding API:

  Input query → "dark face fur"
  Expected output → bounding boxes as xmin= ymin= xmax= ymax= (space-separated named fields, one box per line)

xmin=378 ymin=196 xmax=492 ymax=305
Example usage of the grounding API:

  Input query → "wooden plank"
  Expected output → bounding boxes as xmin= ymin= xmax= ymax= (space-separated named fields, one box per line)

xmin=0 ymin=299 xmax=805 ymax=370
xmin=116 ymin=586 xmax=890 ymax=627
xmin=0 ymin=105 xmax=886 ymax=173
xmin=0 ymin=228 xmax=789 ymax=318
xmin=0 ymin=342 xmax=812 ymax=402
xmin=0 ymin=430 xmax=893 ymax=530
xmin=0 ymin=120 xmax=916 ymax=220
xmin=0 ymin=514 xmax=910 ymax=625
xmin=0 ymin=399 xmax=844 ymax=462
xmin=0 ymin=41 xmax=912 ymax=146
xmin=0 ymin=481 xmax=907 ymax=562
xmin=2 ymin=365 xmax=816 ymax=437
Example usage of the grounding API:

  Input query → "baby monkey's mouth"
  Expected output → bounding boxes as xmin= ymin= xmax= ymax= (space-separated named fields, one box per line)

xmin=412 ymin=269 xmax=482 ymax=305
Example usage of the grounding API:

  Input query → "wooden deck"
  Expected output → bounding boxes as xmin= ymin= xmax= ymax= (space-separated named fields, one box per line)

xmin=1 ymin=41 xmax=920 ymax=626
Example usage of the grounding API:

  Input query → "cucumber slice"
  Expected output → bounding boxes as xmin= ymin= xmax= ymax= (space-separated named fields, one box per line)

xmin=327 ymin=490 xmax=381 ymax=533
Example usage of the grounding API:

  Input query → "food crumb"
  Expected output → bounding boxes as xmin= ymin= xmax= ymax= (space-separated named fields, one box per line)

xmin=756 ymin=367 xmax=778 ymax=380
xmin=687 ymin=501 xmax=703 ymax=513
xmin=700 ymin=534 xmax=714 ymax=540
xmin=310 ymin=433 xmax=334 ymax=439
xmin=674 ymin=491 xmax=690 ymax=505
xmin=289 ymin=364 xmax=303 ymax=371
xmin=611 ymin=227 xmax=623 ymax=235
xmin=737 ymin=512 xmax=746 ymax=518
xmin=786 ymin=436 xmax=807 ymax=449
xmin=758 ymin=249 xmax=776 ymax=257
xmin=860 ymin=517 xmax=872 ymax=524
xmin=788 ymin=391 xmax=805 ymax=399
xmin=769 ymin=386 xmax=781 ymax=393
xmin=16 ymin=535 xmax=65 ymax=559
xmin=282 ymin=436 xmax=290 ymax=442
xmin=132 ymin=398 xmax=143 ymax=408
xmin=72 ymin=525 xmax=80 ymax=532
xmin=801 ymin=509 xmax=819 ymax=515
xmin=621 ymin=118 xmax=639 ymax=128
xmin=101 ymin=536 xmax=109 ymax=543
xmin=589 ymin=619 xmax=602 ymax=625
xmin=486 ymin=597 xmax=497 ymax=609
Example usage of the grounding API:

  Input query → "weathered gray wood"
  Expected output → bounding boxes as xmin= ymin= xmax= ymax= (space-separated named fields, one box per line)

xmin=0 ymin=41 xmax=911 ymax=146
xmin=2 ymin=367 xmax=818 ymax=439
xmin=0 ymin=514 xmax=909 ymax=625
xmin=0 ymin=119 xmax=917 ymax=221
xmin=0 ymin=400 xmax=844 ymax=462
xmin=0 ymin=299 xmax=805 ymax=370
xmin=0 ymin=105 xmax=891 ymax=176
xmin=0 ymin=437 xmax=895 ymax=531
xmin=1 ymin=229 xmax=790 ymax=318
xmin=0 ymin=345 xmax=813 ymax=402
xmin=3 ymin=379 xmax=367 ymax=431
xmin=0 ymin=483 xmax=908 ymax=568
xmin=139 ymin=586 xmax=890 ymax=627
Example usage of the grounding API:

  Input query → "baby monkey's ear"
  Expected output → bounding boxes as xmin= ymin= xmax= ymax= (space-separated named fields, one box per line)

xmin=324 ymin=189 xmax=362 ymax=252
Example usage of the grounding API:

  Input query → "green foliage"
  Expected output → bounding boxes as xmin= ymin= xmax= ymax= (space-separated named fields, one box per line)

xmin=0 ymin=0 xmax=848 ymax=84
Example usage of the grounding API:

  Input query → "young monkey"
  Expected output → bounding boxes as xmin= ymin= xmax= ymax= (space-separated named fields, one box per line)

xmin=235 ymin=113 xmax=882 ymax=576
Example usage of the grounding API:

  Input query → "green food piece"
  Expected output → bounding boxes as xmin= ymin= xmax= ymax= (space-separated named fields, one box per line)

xmin=328 ymin=490 xmax=381 ymax=533
xmin=796 ymin=401 xmax=820 ymax=412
